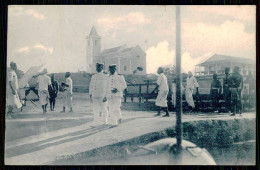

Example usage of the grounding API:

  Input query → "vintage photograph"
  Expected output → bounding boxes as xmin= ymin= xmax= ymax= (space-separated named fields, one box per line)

xmin=5 ymin=5 xmax=256 ymax=165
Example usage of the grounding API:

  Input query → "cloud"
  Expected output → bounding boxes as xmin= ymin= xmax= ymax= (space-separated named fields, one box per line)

xmin=188 ymin=6 xmax=255 ymax=22
xmin=146 ymin=41 xmax=175 ymax=74
xmin=25 ymin=9 xmax=45 ymax=20
xmin=182 ymin=20 xmax=255 ymax=59
xmin=97 ymin=12 xmax=151 ymax=32
xmin=9 ymin=6 xmax=45 ymax=20
xmin=9 ymin=44 xmax=54 ymax=72
xmin=146 ymin=41 xmax=214 ymax=74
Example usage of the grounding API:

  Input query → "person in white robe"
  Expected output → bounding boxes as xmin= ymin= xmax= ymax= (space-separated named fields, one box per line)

xmin=6 ymin=62 xmax=22 ymax=118
xmin=89 ymin=63 xmax=108 ymax=127
xmin=61 ymin=72 xmax=73 ymax=112
xmin=103 ymin=64 xmax=127 ymax=128
xmin=154 ymin=67 xmax=169 ymax=117
xmin=37 ymin=68 xmax=52 ymax=113
xmin=185 ymin=71 xmax=199 ymax=111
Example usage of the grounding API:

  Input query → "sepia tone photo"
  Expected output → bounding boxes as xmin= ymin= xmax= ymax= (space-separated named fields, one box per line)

xmin=5 ymin=5 xmax=256 ymax=165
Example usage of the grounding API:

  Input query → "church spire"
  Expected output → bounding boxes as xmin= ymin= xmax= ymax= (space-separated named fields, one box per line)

xmin=89 ymin=26 xmax=99 ymax=36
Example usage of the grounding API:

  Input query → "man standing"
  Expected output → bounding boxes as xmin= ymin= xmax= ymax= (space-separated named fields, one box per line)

xmin=49 ymin=74 xmax=59 ymax=111
xmin=223 ymin=67 xmax=232 ymax=112
xmin=61 ymin=72 xmax=73 ymax=113
xmin=6 ymin=62 xmax=22 ymax=118
xmin=154 ymin=67 xmax=169 ymax=117
xmin=37 ymin=68 xmax=52 ymax=113
xmin=229 ymin=66 xmax=243 ymax=116
xmin=185 ymin=71 xmax=199 ymax=112
xmin=89 ymin=63 xmax=108 ymax=127
xmin=104 ymin=64 xmax=127 ymax=128
xmin=210 ymin=73 xmax=222 ymax=113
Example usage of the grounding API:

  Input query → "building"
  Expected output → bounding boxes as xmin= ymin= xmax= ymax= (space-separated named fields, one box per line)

xmin=86 ymin=26 xmax=146 ymax=75
xmin=195 ymin=54 xmax=256 ymax=76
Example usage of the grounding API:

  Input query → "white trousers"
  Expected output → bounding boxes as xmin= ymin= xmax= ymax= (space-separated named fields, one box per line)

xmin=107 ymin=96 xmax=122 ymax=125
xmin=92 ymin=97 xmax=108 ymax=125
xmin=185 ymin=88 xmax=195 ymax=108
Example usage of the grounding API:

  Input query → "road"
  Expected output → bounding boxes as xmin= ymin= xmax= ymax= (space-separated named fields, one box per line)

xmin=4 ymin=94 xmax=256 ymax=165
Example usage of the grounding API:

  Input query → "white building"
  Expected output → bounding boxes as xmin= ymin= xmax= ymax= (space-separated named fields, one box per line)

xmin=86 ymin=26 xmax=146 ymax=75
xmin=195 ymin=54 xmax=256 ymax=76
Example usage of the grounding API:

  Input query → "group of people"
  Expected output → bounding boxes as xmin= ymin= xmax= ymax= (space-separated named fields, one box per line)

xmin=154 ymin=66 xmax=245 ymax=117
xmin=5 ymin=61 xmax=249 ymax=123
xmin=6 ymin=61 xmax=73 ymax=118
xmin=154 ymin=68 xmax=199 ymax=117
xmin=89 ymin=63 xmax=127 ymax=128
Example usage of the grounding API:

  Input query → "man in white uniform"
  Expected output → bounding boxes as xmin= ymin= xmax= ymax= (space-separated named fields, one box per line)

xmin=185 ymin=71 xmax=199 ymax=112
xmin=104 ymin=64 xmax=127 ymax=128
xmin=154 ymin=67 xmax=169 ymax=117
xmin=61 ymin=72 xmax=73 ymax=112
xmin=6 ymin=62 xmax=22 ymax=118
xmin=89 ymin=63 xmax=108 ymax=127
xmin=37 ymin=68 xmax=52 ymax=113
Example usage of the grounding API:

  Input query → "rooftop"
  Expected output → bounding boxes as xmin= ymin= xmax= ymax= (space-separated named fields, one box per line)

xmin=197 ymin=54 xmax=255 ymax=66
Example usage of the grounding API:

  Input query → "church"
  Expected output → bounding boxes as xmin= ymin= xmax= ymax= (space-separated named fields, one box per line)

xmin=86 ymin=26 xmax=146 ymax=75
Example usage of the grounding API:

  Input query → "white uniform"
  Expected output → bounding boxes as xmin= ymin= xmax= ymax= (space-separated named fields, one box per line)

xmin=89 ymin=72 xmax=108 ymax=125
xmin=185 ymin=76 xmax=199 ymax=108
xmin=6 ymin=68 xmax=22 ymax=108
xmin=155 ymin=73 xmax=169 ymax=107
xmin=105 ymin=72 xmax=127 ymax=125
xmin=37 ymin=74 xmax=51 ymax=105
xmin=63 ymin=77 xmax=73 ymax=107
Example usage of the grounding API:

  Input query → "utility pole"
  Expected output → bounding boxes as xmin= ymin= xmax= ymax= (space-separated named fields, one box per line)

xmin=175 ymin=5 xmax=183 ymax=161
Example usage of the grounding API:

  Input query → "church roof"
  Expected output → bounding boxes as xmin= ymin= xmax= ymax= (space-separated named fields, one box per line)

xmin=197 ymin=54 xmax=255 ymax=66
xmin=100 ymin=45 xmax=135 ymax=57
xmin=89 ymin=26 xmax=99 ymax=36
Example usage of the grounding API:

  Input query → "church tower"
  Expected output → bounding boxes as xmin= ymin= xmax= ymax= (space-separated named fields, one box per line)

xmin=86 ymin=26 xmax=101 ymax=73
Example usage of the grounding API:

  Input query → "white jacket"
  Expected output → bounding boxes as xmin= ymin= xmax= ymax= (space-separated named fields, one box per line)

xmin=157 ymin=73 xmax=169 ymax=92
xmin=89 ymin=72 xmax=108 ymax=98
xmin=105 ymin=72 xmax=127 ymax=98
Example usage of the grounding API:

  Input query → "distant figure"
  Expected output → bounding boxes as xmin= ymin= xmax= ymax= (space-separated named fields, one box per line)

xmin=154 ymin=67 xmax=169 ymax=117
xmin=229 ymin=66 xmax=243 ymax=116
xmin=61 ymin=72 xmax=73 ymax=113
xmin=210 ymin=73 xmax=222 ymax=113
xmin=185 ymin=71 xmax=199 ymax=112
xmin=223 ymin=67 xmax=232 ymax=112
xmin=6 ymin=62 xmax=22 ymax=118
xmin=104 ymin=64 xmax=127 ymax=128
xmin=37 ymin=68 xmax=53 ymax=113
xmin=49 ymin=74 xmax=59 ymax=111
xmin=89 ymin=63 xmax=108 ymax=127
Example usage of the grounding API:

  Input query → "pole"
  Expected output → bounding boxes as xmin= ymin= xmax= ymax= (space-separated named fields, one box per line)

xmin=175 ymin=5 xmax=183 ymax=157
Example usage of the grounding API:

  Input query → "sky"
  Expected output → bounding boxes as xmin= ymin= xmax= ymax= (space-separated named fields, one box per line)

xmin=7 ymin=5 xmax=256 ymax=74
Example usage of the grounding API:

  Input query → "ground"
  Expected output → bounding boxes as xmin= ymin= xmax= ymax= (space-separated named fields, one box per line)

xmin=4 ymin=93 xmax=256 ymax=165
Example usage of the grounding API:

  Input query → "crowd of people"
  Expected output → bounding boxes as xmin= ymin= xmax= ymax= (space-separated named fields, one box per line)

xmin=6 ymin=61 xmax=254 ymax=125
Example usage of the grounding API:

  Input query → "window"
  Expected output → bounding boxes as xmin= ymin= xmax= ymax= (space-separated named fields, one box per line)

xmin=124 ymin=66 xmax=127 ymax=71
xmin=137 ymin=55 xmax=140 ymax=59
xmin=95 ymin=40 xmax=97 ymax=46
xmin=88 ymin=40 xmax=90 ymax=46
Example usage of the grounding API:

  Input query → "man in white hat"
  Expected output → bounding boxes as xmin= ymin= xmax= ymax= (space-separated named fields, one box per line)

xmin=103 ymin=64 xmax=127 ymax=128
xmin=61 ymin=72 xmax=73 ymax=113
xmin=89 ymin=63 xmax=108 ymax=127
xmin=6 ymin=62 xmax=22 ymax=118
xmin=185 ymin=71 xmax=199 ymax=112
xmin=36 ymin=68 xmax=53 ymax=113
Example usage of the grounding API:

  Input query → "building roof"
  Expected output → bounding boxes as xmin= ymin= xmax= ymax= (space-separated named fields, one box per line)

xmin=89 ymin=26 xmax=99 ymax=36
xmin=99 ymin=45 xmax=135 ymax=58
xmin=197 ymin=54 xmax=255 ymax=66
